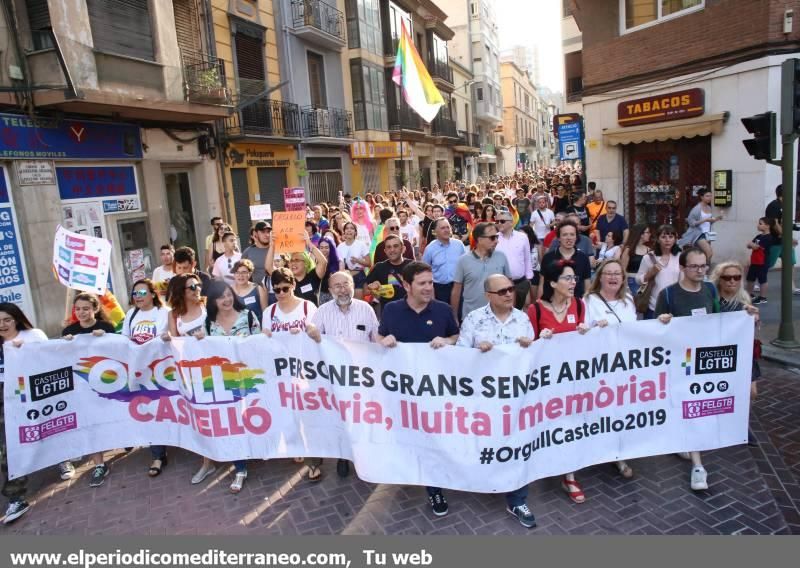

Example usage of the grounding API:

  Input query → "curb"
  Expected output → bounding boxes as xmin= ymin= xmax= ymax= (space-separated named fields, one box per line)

xmin=762 ymin=345 xmax=800 ymax=369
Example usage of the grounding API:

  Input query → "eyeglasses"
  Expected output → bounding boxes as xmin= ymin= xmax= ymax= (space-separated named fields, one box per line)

xmin=185 ymin=283 xmax=200 ymax=291
xmin=387 ymin=226 xmax=400 ymax=231
xmin=132 ymin=289 xmax=149 ymax=298
xmin=487 ymin=286 xmax=515 ymax=296
xmin=213 ymin=223 xmax=223 ymax=228
xmin=274 ymin=286 xmax=293 ymax=294
xmin=685 ymin=264 xmax=709 ymax=272
xmin=558 ymin=275 xmax=578 ymax=282
xmin=495 ymin=219 xmax=510 ymax=225
xmin=720 ymin=274 xmax=742 ymax=282
xmin=479 ymin=234 xmax=499 ymax=241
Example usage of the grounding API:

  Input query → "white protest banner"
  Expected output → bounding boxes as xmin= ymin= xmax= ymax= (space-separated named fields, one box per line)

xmin=51 ymin=225 xmax=112 ymax=294
xmin=249 ymin=204 xmax=272 ymax=220
xmin=4 ymin=313 xmax=753 ymax=492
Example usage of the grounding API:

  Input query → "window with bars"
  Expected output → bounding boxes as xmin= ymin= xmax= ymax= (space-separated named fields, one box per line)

xmin=86 ymin=0 xmax=155 ymax=61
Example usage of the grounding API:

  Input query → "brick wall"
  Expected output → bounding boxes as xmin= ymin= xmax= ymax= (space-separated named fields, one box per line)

xmin=571 ymin=0 xmax=800 ymax=94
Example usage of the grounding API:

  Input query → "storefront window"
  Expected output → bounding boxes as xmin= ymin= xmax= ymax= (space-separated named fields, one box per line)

xmin=623 ymin=0 xmax=703 ymax=32
xmin=623 ymin=137 xmax=710 ymax=233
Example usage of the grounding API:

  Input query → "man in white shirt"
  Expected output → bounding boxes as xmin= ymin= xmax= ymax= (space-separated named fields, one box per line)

xmin=212 ymin=231 xmax=241 ymax=285
xmin=152 ymin=245 xmax=176 ymax=284
xmin=530 ymin=196 xmax=555 ymax=241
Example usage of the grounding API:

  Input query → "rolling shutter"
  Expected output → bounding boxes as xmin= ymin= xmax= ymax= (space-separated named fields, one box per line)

xmin=173 ymin=0 xmax=202 ymax=57
xmin=87 ymin=0 xmax=155 ymax=61
xmin=235 ymin=29 xmax=265 ymax=97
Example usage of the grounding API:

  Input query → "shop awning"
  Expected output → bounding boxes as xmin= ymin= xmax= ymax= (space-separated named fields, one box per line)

xmin=602 ymin=113 xmax=728 ymax=146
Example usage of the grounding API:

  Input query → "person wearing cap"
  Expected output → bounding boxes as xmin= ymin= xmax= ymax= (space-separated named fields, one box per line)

xmin=242 ymin=221 xmax=272 ymax=287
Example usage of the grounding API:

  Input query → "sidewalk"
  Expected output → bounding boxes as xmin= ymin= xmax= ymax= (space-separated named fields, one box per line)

xmin=754 ymin=267 xmax=800 ymax=368
xmin=2 ymin=361 xmax=799 ymax=535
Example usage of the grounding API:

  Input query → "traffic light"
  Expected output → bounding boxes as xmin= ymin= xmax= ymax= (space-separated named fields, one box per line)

xmin=781 ymin=58 xmax=800 ymax=135
xmin=741 ymin=112 xmax=776 ymax=161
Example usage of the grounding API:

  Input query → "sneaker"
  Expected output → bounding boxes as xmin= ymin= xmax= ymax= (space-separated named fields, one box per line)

xmin=229 ymin=471 xmax=247 ymax=494
xmin=428 ymin=491 xmax=449 ymax=517
xmin=89 ymin=464 xmax=109 ymax=487
xmin=690 ymin=466 xmax=708 ymax=491
xmin=754 ymin=296 xmax=767 ymax=305
xmin=676 ymin=452 xmax=691 ymax=460
xmin=58 ymin=461 xmax=75 ymax=480
xmin=506 ymin=503 xmax=537 ymax=528
xmin=3 ymin=500 xmax=30 ymax=524
xmin=191 ymin=462 xmax=216 ymax=485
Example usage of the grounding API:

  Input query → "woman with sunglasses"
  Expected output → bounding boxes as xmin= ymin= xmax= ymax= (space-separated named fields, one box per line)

xmin=583 ymin=260 xmax=637 ymax=479
xmin=197 ymin=280 xmax=261 ymax=493
xmin=528 ymin=259 xmax=590 ymax=504
xmin=635 ymin=225 xmax=681 ymax=319
xmin=262 ymin=268 xmax=322 ymax=481
xmin=121 ymin=279 xmax=171 ymax=477
xmin=231 ymin=259 xmax=268 ymax=325
xmin=0 ymin=303 xmax=47 ymax=524
xmin=711 ymin=261 xmax=761 ymax=445
xmin=165 ymin=274 xmax=214 ymax=485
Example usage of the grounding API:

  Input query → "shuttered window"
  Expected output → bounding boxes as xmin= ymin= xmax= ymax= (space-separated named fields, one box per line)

xmin=234 ymin=27 xmax=265 ymax=98
xmin=87 ymin=0 xmax=155 ymax=61
xmin=173 ymin=0 xmax=202 ymax=58
xmin=25 ymin=0 xmax=53 ymax=50
xmin=307 ymin=52 xmax=327 ymax=108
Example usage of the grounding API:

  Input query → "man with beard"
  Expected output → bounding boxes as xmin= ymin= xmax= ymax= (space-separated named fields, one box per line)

xmin=307 ymin=271 xmax=379 ymax=478
xmin=365 ymin=234 xmax=412 ymax=308
xmin=241 ymin=221 xmax=272 ymax=286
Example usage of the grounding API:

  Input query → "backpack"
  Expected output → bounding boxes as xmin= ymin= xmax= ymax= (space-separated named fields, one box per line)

xmin=663 ymin=282 xmax=719 ymax=315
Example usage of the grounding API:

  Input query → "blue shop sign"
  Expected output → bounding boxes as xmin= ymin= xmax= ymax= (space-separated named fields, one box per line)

xmin=558 ymin=121 xmax=583 ymax=161
xmin=0 ymin=113 xmax=142 ymax=160
xmin=0 ymin=172 xmax=27 ymax=292
xmin=57 ymin=166 xmax=137 ymax=201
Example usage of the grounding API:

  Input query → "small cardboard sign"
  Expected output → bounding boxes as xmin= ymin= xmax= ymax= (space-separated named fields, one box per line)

xmin=272 ymin=211 xmax=306 ymax=254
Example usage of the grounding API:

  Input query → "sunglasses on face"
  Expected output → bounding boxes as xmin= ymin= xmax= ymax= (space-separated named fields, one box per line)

xmin=132 ymin=289 xmax=149 ymax=298
xmin=479 ymin=234 xmax=499 ymax=241
xmin=387 ymin=226 xmax=400 ymax=231
xmin=274 ymin=286 xmax=293 ymax=294
xmin=488 ymin=285 xmax=515 ymax=296
xmin=720 ymin=274 xmax=742 ymax=282
xmin=185 ymin=283 xmax=200 ymax=291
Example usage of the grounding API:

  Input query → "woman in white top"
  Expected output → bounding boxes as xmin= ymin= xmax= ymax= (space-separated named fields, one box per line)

xmin=636 ymin=225 xmax=681 ymax=319
xmin=583 ymin=259 xmax=638 ymax=480
xmin=336 ymin=222 xmax=372 ymax=298
xmin=261 ymin=268 xmax=321 ymax=482
xmin=596 ymin=230 xmax=623 ymax=262
xmin=122 ymin=279 xmax=171 ymax=346
xmin=164 ymin=274 xmax=212 ymax=484
xmin=0 ymin=302 xmax=47 ymax=524
xmin=679 ymin=187 xmax=722 ymax=263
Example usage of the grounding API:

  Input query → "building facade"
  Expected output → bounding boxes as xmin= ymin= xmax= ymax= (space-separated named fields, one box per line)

xmin=0 ymin=0 xmax=230 ymax=334
xmin=499 ymin=59 xmax=539 ymax=173
xmin=571 ymin=0 xmax=800 ymax=263
xmin=438 ymin=0 xmax=502 ymax=179
xmin=450 ymin=58 xmax=480 ymax=183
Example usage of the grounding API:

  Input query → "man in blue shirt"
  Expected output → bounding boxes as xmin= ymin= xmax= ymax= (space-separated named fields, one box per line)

xmin=378 ymin=261 xmax=459 ymax=517
xmin=596 ymin=200 xmax=629 ymax=243
xmin=422 ymin=218 xmax=466 ymax=304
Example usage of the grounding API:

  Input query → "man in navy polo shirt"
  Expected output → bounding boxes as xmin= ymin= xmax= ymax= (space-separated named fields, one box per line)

xmin=377 ymin=261 xmax=459 ymax=517
xmin=595 ymin=200 xmax=629 ymax=243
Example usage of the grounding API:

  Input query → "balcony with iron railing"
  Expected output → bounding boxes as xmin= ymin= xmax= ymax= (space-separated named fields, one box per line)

xmin=291 ymin=0 xmax=346 ymax=51
xmin=456 ymin=130 xmax=481 ymax=148
xmin=432 ymin=115 xmax=458 ymax=139
xmin=301 ymin=105 xmax=354 ymax=139
xmin=388 ymin=105 xmax=423 ymax=131
xmin=428 ymin=59 xmax=454 ymax=88
xmin=224 ymin=97 xmax=302 ymax=139
xmin=526 ymin=138 xmax=537 ymax=147
xmin=182 ymin=50 xmax=232 ymax=106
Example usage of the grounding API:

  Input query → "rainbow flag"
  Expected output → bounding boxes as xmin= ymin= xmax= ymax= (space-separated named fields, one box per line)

xmin=392 ymin=21 xmax=444 ymax=123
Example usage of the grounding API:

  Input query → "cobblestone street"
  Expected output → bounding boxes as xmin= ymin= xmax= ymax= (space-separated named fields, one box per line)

xmin=3 ymin=362 xmax=798 ymax=535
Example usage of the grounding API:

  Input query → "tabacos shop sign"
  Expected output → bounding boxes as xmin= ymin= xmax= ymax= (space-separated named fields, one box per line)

xmin=618 ymin=88 xmax=704 ymax=127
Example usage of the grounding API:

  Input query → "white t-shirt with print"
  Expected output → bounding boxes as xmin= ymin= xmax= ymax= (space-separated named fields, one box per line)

xmin=262 ymin=300 xmax=318 ymax=334
xmin=122 ymin=306 xmax=171 ymax=345
xmin=337 ymin=240 xmax=370 ymax=270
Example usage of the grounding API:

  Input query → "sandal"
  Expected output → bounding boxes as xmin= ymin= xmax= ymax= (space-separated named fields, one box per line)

xmin=148 ymin=457 xmax=167 ymax=477
xmin=561 ymin=477 xmax=586 ymax=504
xmin=230 ymin=471 xmax=247 ymax=493
xmin=307 ymin=464 xmax=323 ymax=483
xmin=615 ymin=461 xmax=634 ymax=479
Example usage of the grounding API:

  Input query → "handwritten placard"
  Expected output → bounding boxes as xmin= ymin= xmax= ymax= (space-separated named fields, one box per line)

xmin=249 ymin=204 xmax=272 ymax=220
xmin=272 ymin=211 xmax=306 ymax=254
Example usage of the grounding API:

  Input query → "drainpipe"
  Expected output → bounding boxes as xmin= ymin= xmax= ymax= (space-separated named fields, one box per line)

xmin=274 ymin=0 xmax=301 ymax=186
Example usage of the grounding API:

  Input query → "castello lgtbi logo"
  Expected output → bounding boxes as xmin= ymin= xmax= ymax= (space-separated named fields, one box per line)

xmin=682 ymin=345 xmax=738 ymax=376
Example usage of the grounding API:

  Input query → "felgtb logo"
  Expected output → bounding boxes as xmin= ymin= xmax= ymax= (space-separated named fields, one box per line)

xmin=18 ymin=413 xmax=77 ymax=444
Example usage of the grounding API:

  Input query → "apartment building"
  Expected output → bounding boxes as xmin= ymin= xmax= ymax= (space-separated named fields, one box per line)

xmin=499 ymin=59 xmax=539 ymax=173
xmin=0 ymin=0 xmax=231 ymax=333
xmin=570 ymin=0 xmax=800 ymax=262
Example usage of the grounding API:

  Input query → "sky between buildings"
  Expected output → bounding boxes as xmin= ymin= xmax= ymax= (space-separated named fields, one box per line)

xmin=495 ymin=0 xmax=564 ymax=93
